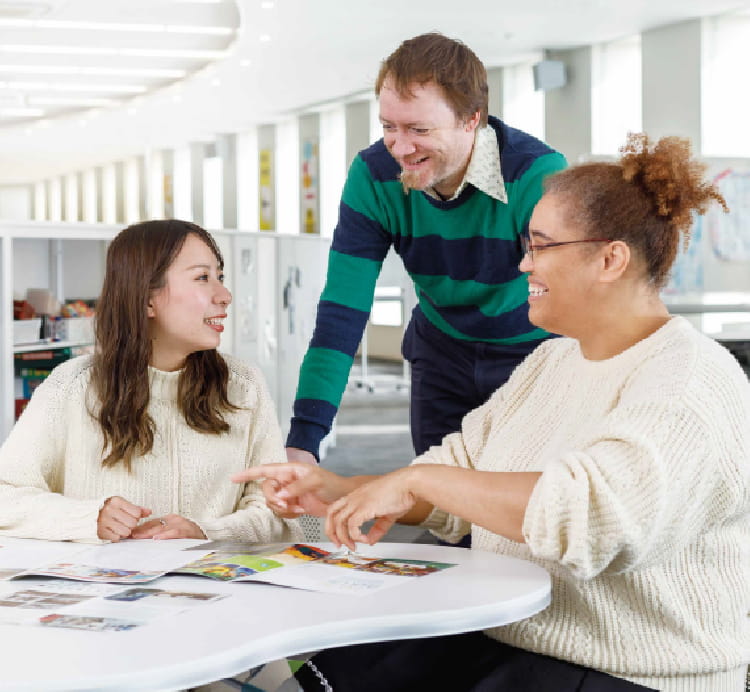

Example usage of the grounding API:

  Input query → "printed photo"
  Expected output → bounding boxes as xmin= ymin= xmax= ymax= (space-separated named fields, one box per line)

xmin=39 ymin=613 xmax=141 ymax=632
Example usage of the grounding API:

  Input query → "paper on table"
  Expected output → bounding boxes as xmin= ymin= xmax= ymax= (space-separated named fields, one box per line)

xmin=0 ymin=578 xmax=226 ymax=630
xmin=176 ymin=544 xmax=457 ymax=595
xmin=0 ymin=538 xmax=85 ymax=580
xmin=12 ymin=539 xmax=204 ymax=584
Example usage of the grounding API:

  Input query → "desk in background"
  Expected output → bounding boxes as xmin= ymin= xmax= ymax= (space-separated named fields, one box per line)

xmin=665 ymin=292 xmax=750 ymax=373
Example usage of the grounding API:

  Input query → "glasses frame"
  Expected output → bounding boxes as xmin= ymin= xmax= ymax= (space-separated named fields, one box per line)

xmin=521 ymin=236 xmax=612 ymax=261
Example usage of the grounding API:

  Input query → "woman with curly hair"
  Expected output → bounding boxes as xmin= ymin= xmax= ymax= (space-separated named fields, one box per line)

xmin=0 ymin=219 xmax=301 ymax=545
xmin=240 ymin=134 xmax=749 ymax=691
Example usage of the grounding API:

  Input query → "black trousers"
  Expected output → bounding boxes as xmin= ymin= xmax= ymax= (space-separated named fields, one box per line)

xmin=295 ymin=632 xmax=657 ymax=692
xmin=402 ymin=310 xmax=547 ymax=547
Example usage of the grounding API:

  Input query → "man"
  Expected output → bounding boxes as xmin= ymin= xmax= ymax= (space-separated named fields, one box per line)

xmin=286 ymin=33 xmax=566 ymax=516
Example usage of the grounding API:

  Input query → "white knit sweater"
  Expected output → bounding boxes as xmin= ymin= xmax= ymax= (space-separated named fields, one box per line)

xmin=418 ymin=317 xmax=750 ymax=692
xmin=0 ymin=354 xmax=302 ymax=544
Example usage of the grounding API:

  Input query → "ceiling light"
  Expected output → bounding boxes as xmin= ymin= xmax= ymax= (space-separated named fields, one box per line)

xmin=0 ymin=106 xmax=44 ymax=117
xmin=0 ymin=65 xmax=185 ymax=78
xmin=0 ymin=81 xmax=147 ymax=94
xmin=28 ymin=96 xmax=118 ymax=107
xmin=0 ymin=18 xmax=234 ymax=35
xmin=0 ymin=44 xmax=229 ymax=59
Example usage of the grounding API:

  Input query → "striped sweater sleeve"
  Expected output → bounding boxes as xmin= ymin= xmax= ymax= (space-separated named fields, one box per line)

xmin=286 ymin=155 xmax=391 ymax=456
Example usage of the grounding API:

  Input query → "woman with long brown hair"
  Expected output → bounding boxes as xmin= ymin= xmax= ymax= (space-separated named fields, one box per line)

xmin=0 ymin=219 xmax=300 ymax=544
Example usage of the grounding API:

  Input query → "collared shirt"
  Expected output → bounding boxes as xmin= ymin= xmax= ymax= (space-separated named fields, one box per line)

xmin=424 ymin=124 xmax=508 ymax=204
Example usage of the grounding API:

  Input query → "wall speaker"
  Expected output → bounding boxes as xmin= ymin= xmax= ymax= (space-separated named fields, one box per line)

xmin=533 ymin=60 xmax=567 ymax=91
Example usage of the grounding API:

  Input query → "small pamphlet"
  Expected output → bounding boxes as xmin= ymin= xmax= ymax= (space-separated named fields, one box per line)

xmin=1 ymin=538 xmax=200 ymax=584
xmin=0 ymin=578 xmax=225 ymax=631
xmin=0 ymin=538 xmax=456 ymax=595
xmin=174 ymin=543 xmax=456 ymax=595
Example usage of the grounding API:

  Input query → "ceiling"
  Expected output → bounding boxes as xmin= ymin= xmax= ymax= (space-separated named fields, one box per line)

xmin=0 ymin=0 xmax=748 ymax=185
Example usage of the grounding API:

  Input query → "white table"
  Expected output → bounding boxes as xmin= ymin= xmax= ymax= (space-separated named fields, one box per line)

xmin=0 ymin=542 xmax=550 ymax=692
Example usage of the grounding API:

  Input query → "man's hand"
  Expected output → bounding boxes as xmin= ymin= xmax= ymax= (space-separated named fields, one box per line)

xmin=130 ymin=514 xmax=206 ymax=540
xmin=233 ymin=463 xmax=353 ymax=518
xmin=97 ymin=496 xmax=152 ymax=542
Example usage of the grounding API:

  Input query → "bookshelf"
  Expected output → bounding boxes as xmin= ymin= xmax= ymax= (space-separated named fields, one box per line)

xmin=1 ymin=222 xmax=117 ymax=439
xmin=1 ymin=222 xmax=331 ymax=443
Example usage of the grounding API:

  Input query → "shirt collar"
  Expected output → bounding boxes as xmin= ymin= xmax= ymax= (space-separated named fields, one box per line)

xmin=424 ymin=124 xmax=507 ymax=204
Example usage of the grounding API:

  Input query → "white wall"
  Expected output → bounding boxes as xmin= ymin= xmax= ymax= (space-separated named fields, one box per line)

xmin=0 ymin=186 xmax=31 ymax=221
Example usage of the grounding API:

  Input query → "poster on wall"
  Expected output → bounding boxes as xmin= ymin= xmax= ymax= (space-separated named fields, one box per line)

xmin=664 ymin=216 xmax=704 ymax=294
xmin=301 ymin=139 xmax=319 ymax=234
xmin=163 ymin=173 xmax=174 ymax=218
xmin=259 ymin=149 xmax=275 ymax=231
xmin=706 ymin=166 xmax=750 ymax=262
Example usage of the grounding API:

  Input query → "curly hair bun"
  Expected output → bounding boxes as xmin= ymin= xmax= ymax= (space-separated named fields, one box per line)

xmin=619 ymin=132 xmax=728 ymax=236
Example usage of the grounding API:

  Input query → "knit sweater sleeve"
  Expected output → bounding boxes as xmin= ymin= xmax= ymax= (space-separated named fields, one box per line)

xmin=197 ymin=366 xmax=302 ymax=543
xmin=286 ymin=153 xmax=391 ymax=457
xmin=0 ymin=359 xmax=106 ymax=542
xmin=523 ymin=363 xmax=750 ymax=581
xmin=411 ymin=344 xmax=552 ymax=543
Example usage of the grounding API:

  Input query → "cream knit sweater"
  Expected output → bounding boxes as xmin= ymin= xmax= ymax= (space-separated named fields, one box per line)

xmin=0 ymin=354 xmax=302 ymax=544
xmin=418 ymin=317 xmax=749 ymax=692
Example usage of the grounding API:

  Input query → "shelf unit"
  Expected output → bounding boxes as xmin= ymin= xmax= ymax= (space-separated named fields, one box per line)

xmin=1 ymin=221 xmax=331 ymax=444
xmin=2 ymin=221 xmax=118 ymax=438
xmin=13 ymin=340 xmax=93 ymax=354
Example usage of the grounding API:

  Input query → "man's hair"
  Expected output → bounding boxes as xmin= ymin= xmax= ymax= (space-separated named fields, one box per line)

xmin=375 ymin=32 xmax=488 ymax=127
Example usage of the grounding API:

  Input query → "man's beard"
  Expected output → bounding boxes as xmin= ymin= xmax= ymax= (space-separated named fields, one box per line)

xmin=399 ymin=168 xmax=427 ymax=193
xmin=399 ymin=154 xmax=452 ymax=195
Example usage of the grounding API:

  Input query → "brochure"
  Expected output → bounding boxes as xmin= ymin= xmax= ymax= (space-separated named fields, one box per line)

xmin=0 ymin=578 xmax=226 ymax=631
xmin=1 ymin=538 xmax=203 ymax=584
xmin=0 ymin=538 xmax=456 ymax=595
xmin=174 ymin=543 xmax=456 ymax=595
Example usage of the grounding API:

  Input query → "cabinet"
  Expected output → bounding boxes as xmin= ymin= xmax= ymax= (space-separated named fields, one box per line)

xmin=1 ymin=222 xmax=116 ymax=439
xmin=1 ymin=222 xmax=331 ymax=444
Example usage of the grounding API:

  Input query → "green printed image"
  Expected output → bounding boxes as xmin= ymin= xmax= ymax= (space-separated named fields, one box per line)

xmin=177 ymin=552 xmax=284 ymax=581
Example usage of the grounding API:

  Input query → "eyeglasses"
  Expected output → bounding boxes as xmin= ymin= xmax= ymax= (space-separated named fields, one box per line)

xmin=521 ymin=236 xmax=612 ymax=261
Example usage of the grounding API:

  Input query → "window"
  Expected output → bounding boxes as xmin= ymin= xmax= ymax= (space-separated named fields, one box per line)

xmin=503 ymin=60 xmax=545 ymax=141
xmin=702 ymin=11 xmax=750 ymax=157
xmin=591 ymin=35 xmax=641 ymax=155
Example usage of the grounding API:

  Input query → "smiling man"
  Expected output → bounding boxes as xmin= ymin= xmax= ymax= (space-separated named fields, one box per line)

xmin=286 ymin=34 xmax=567 ymax=520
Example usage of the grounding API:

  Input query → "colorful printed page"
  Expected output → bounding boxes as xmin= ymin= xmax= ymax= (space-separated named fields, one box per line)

xmin=0 ymin=578 xmax=225 ymax=631
xmin=175 ymin=543 xmax=456 ymax=595
xmin=10 ymin=539 xmax=204 ymax=584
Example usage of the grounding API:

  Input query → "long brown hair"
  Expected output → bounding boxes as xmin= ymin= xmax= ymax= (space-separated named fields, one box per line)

xmin=91 ymin=219 xmax=237 ymax=470
xmin=375 ymin=32 xmax=489 ymax=127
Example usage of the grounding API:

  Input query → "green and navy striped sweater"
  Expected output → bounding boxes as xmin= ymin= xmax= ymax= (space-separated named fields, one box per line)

xmin=287 ymin=116 xmax=567 ymax=456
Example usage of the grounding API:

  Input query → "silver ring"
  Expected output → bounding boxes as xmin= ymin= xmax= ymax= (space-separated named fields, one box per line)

xmin=158 ymin=518 xmax=167 ymax=527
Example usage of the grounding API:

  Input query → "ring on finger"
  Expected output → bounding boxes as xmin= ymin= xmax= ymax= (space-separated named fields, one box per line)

xmin=158 ymin=518 xmax=167 ymax=527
